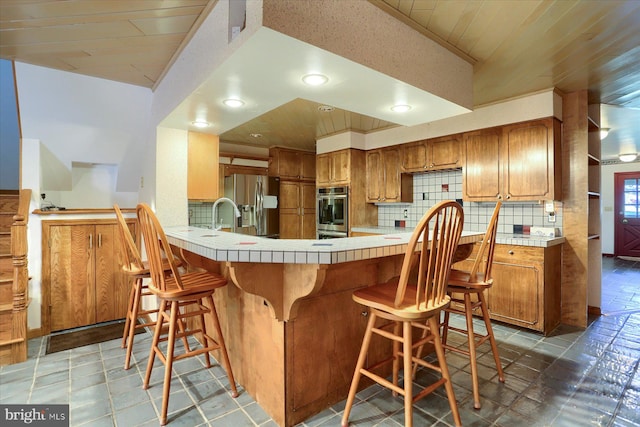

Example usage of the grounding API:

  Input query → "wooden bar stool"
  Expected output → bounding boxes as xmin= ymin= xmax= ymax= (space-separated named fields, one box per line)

xmin=341 ymin=201 xmax=464 ymax=427
xmin=114 ymin=204 xmax=159 ymax=370
xmin=441 ymin=201 xmax=505 ymax=409
xmin=136 ymin=203 xmax=238 ymax=426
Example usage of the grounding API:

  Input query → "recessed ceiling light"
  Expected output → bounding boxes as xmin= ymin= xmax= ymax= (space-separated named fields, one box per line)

xmin=302 ymin=74 xmax=329 ymax=86
xmin=223 ymin=98 xmax=244 ymax=108
xmin=249 ymin=133 xmax=262 ymax=138
xmin=191 ymin=120 xmax=210 ymax=128
xmin=619 ymin=153 xmax=637 ymax=162
xmin=391 ymin=104 xmax=412 ymax=113
xmin=318 ymin=105 xmax=335 ymax=112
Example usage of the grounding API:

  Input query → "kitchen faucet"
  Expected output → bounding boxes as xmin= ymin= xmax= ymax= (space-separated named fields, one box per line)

xmin=212 ymin=197 xmax=241 ymax=231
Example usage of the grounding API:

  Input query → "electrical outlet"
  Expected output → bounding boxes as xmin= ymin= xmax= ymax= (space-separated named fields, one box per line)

xmin=403 ymin=209 xmax=408 ymax=218
xmin=548 ymin=212 xmax=556 ymax=223
xmin=140 ymin=176 xmax=144 ymax=188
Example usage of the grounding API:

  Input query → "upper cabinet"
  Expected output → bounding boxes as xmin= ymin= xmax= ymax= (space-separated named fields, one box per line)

xmin=463 ymin=118 xmax=562 ymax=202
xmin=317 ymin=149 xmax=351 ymax=187
xmin=366 ymin=147 xmax=413 ymax=203
xmin=401 ymin=135 xmax=463 ymax=172
xmin=269 ymin=147 xmax=316 ymax=181
xmin=188 ymin=131 xmax=220 ymax=201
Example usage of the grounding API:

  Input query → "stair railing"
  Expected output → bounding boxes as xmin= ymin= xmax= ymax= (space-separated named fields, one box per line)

xmin=9 ymin=188 xmax=31 ymax=364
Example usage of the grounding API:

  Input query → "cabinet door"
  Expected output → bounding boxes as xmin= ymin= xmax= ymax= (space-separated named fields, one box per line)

xmin=401 ymin=140 xmax=429 ymax=172
xmin=366 ymin=150 xmax=383 ymax=202
xmin=188 ymin=131 xmax=220 ymax=200
xmin=316 ymin=154 xmax=331 ymax=186
xmin=382 ymin=148 xmax=401 ymax=201
xmin=301 ymin=152 xmax=317 ymax=181
xmin=502 ymin=120 xmax=554 ymax=200
xmin=274 ymin=149 xmax=300 ymax=180
xmin=488 ymin=246 xmax=542 ymax=330
xmin=279 ymin=181 xmax=301 ymax=239
xmin=95 ymin=224 xmax=129 ymax=323
xmin=430 ymin=135 xmax=462 ymax=169
xmin=301 ymin=182 xmax=317 ymax=239
xmin=331 ymin=150 xmax=350 ymax=184
xmin=463 ymin=129 xmax=501 ymax=201
xmin=49 ymin=224 xmax=95 ymax=331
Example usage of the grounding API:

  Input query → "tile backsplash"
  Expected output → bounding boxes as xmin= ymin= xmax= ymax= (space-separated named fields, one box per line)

xmin=191 ymin=169 xmax=563 ymax=235
xmin=377 ymin=170 xmax=563 ymax=235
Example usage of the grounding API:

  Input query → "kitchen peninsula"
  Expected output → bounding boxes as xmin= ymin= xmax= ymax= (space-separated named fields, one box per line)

xmin=165 ymin=226 xmax=483 ymax=427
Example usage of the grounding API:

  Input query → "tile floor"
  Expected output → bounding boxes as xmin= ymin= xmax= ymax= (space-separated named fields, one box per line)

xmin=1 ymin=256 xmax=639 ymax=427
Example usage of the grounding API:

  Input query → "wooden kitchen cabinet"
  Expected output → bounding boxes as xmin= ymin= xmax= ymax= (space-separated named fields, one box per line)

xmin=453 ymin=242 xmax=561 ymax=334
xmin=401 ymin=134 xmax=463 ymax=172
xmin=316 ymin=149 xmax=351 ymax=187
xmin=42 ymin=219 xmax=135 ymax=332
xmin=269 ymin=147 xmax=316 ymax=181
xmin=188 ymin=131 xmax=220 ymax=201
xmin=366 ymin=147 xmax=412 ymax=203
xmin=279 ymin=181 xmax=316 ymax=239
xmin=463 ymin=118 xmax=561 ymax=202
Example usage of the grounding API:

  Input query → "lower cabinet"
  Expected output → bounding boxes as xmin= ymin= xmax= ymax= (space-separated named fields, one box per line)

xmin=43 ymin=219 xmax=134 ymax=332
xmin=453 ymin=243 xmax=561 ymax=334
xmin=279 ymin=181 xmax=316 ymax=239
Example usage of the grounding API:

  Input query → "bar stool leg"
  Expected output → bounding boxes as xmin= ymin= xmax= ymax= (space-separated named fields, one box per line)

xmin=464 ymin=292 xmax=482 ymax=409
xmin=124 ymin=277 xmax=143 ymax=369
xmin=479 ymin=291 xmax=505 ymax=382
xmin=121 ymin=277 xmax=137 ymax=348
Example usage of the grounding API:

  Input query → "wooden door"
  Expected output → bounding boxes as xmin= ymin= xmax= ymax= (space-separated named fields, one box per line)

xmin=301 ymin=152 xmax=317 ymax=181
xmin=279 ymin=181 xmax=301 ymax=239
xmin=502 ymin=120 xmax=552 ymax=200
xmin=366 ymin=150 xmax=383 ymax=202
xmin=301 ymin=182 xmax=316 ymax=239
xmin=49 ymin=224 xmax=95 ymax=331
xmin=316 ymin=154 xmax=331 ymax=186
xmin=382 ymin=148 xmax=401 ymax=201
xmin=331 ymin=150 xmax=350 ymax=184
xmin=430 ymin=135 xmax=462 ymax=169
xmin=487 ymin=246 xmax=542 ymax=329
xmin=277 ymin=149 xmax=301 ymax=180
xmin=94 ymin=224 xmax=129 ymax=323
xmin=188 ymin=131 xmax=220 ymax=200
xmin=615 ymin=172 xmax=640 ymax=257
xmin=401 ymin=140 xmax=428 ymax=172
xmin=463 ymin=129 xmax=501 ymax=201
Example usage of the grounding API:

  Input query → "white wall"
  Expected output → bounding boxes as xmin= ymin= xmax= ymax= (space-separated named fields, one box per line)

xmin=601 ymin=161 xmax=640 ymax=254
xmin=15 ymin=63 xmax=152 ymax=194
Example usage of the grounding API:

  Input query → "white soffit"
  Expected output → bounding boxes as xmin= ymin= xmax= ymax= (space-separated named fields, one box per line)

xmin=160 ymin=27 xmax=471 ymax=134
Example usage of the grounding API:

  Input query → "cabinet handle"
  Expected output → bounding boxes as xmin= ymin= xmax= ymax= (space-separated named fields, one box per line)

xmin=361 ymin=310 xmax=369 ymax=317
xmin=429 ymin=163 xmax=435 ymax=168
xmin=497 ymin=194 xmax=503 ymax=200
xmin=506 ymin=194 xmax=511 ymax=200
xmin=89 ymin=234 xmax=93 ymax=249
xmin=98 ymin=233 xmax=102 ymax=248
xmin=508 ymin=250 xmax=514 ymax=255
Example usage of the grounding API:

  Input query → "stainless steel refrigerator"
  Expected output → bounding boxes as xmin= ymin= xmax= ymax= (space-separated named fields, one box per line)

xmin=216 ymin=174 xmax=279 ymax=237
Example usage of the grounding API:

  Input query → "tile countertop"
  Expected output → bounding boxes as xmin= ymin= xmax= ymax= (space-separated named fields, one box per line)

xmin=352 ymin=226 xmax=566 ymax=248
xmin=164 ymin=226 xmax=484 ymax=265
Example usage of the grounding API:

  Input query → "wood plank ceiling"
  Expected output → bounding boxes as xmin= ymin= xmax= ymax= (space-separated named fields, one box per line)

xmin=1 ymin=0 xmax=639 ymax=153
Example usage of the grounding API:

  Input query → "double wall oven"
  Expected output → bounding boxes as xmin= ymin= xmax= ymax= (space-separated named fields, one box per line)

xmin=316 ymin=187 xmax=348 ymax=239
